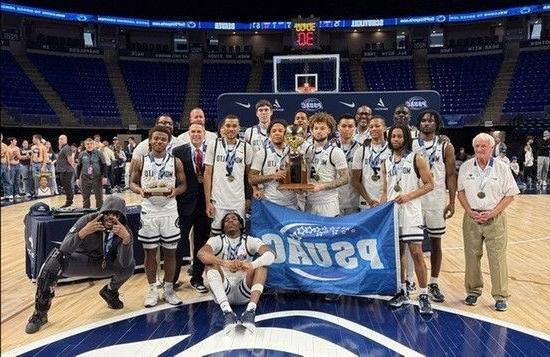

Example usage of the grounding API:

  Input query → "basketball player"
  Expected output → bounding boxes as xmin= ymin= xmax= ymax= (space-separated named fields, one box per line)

xmin=204 ymin=115 xmax=253 ymax=236
xmin=197 ymin=212 xmax=275 ymax=332
xmin=354 ymin=105 xmax=373 ymax=144
xmin=351 ymin=115 xmax=391 ymax=210
xmin=393 ymin=105 xmax=419 ymax=139
xmin=381 ymin=123 xmax=434 ymax=314
xmin=249 ymin=119 xmax=298 ymax=209
xmin=177 ymin=107 xmax=217 ymax=145
xmin=294 ymin=110 xmax=312 ymax=144
xmin=304 ymin=112 xmax=349 ymax=217
xmin=333 ymin=114 xmax=361 ymax=215
xmin=412 ymin=110 xmax=456 ymax=302
xmin=130 ymin=126 xmax=187 ymax=307
xmin=244 ymin=100 xmax=273 ymax=153
xmin=25 ymin=196 xmax=135 ymax=334
xmin=132 ymin=114 xmax=182 ymax=160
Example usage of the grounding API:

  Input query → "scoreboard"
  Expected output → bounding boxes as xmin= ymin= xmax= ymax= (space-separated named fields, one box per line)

xmin=292 ymin=18 xmax=320 ymax=51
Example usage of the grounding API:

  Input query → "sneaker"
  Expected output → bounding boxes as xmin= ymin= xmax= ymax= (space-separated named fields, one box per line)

xmin=99 ymin=285 xmax=123 ymax=309
xmin=388 ymin=290 xmax=410 ymax=308
xmin=173 ymin=281 xmax=184 ymax=291
xmin=25 ymin=312 xmax=48 ymax=334
xmin=144 ymin=286 xmax=159 ymax=308
xmin=223 ymin=311 xmax=238 ymax=333
xmin=191 ymin=282 xmax=208 ymax=294
xmin=15 ymin=194 xmax=21 ymax=199
xmin=324 ymin=293 xmax=340 ymax=302
xmin=495 ymin=299 xmax=508 ymax=312
xmin=464 ymin=294 xmax=478 ymax=306
xmin=428 ymin=283 xmax=445 ymax=302
xmin=240 ymin=309 xmax=256 ymax=331
xmin=406 ymin=280 xmax=416 ymax=293
xmin=163 ymin=288 xmax=183 ymax=305
xmin=418 ymin=294 xmax=434 ymax=315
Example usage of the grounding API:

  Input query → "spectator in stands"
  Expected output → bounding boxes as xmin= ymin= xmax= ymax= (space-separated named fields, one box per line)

xmin=457 ymin=133 xmax=519 ymax=312
xmin=523 ymin=136 xmax=536 ymax=187
xmin=100 ymin=140 xmax=115 ymax=195
xmin=177 ymin=107 xmax=217 ymax=145
xmin=536 ymin=130 xmax=550 ymax=187
xmin=77 ymin=138 xmax=107 ymax=209
xmin=30 ymin=134 xmax=47 ymax=197
xmin=8 ymin=137 xmax=22 ymax=200
xmin=20 ymin=139 xmax=32 ymax=197
xmin=56 ymin=135 xmax=75 ymax=208
xmin=112 ymin=141 xmax=126 ymax=192
xmin=492 ymin=131 xmax=507 ymax=158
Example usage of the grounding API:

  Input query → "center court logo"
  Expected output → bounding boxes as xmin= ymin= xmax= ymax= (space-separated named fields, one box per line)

xmin=300 ymin=98 xmax=323 ymax=112
xmin=405 ymin=96 xmax=428 ymax=110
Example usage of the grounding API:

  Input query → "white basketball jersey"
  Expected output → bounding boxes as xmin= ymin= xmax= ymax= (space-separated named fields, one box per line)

xmin=384 ymin=151 xmax=422 ymax=227
xmin=207 ymin=234 xmax=264 ymax=282
xmin=413 ymin=136 xmax=447 ymax=207
xmin=352 ymin=141 xmax=391 ymax=206
xmin=305 ymin=143 xmax=347 ymax=205
xmin=245 ymin=125 xmax=269 ymax=153
xmin=333 ymin=139 xmax=361 ymax=210
xmin=140 ymin=153 xmax=177 ymax=213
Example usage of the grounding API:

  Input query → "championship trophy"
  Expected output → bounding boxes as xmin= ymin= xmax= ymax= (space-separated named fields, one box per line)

xmin=278 ymin=125 xmax=314 ymax=191
xmin=144 ymin=182 xmax=171 ymax=196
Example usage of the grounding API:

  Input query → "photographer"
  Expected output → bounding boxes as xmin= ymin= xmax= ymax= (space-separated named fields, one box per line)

xmin=25 ymin=196 xmax=135 ymax=334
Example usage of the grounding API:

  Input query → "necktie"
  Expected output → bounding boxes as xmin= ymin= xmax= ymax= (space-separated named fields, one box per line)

xmin=195 ymin=148 xmax=203 ymax=176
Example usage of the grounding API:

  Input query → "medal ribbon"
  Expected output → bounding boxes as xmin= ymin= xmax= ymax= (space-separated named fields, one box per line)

xmin=418 ymin=137 xmax=437 ymax=170
xmin=369 ymin=142 xmax=388 ymax=176
xmin=224 ymin=235 xmax=243 ymax=260
xmin=476 ymin=157 xmax=494 ymax=194
xmin=312 ymin=142 xmax=331 ymax=179
xmin=147 ymin=152 xmax=171 ymax=179
xmin=222 ymin=139 xmax=241 ymax=177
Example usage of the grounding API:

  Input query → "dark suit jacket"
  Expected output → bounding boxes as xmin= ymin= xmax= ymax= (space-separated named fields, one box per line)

xmin=172 ymin=143 xmax=206 ymax=214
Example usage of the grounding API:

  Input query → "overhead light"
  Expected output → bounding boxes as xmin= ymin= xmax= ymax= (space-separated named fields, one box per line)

xmin=401 ymin=31 xmax=405 ymax=35
xmin=254 ymin=31 xmax=258 ymax=34
xmin=377 ymin=28 xmax=381 ymax=32
xmin=498 ymin=22 xmax=502 ymax=26
xmin=353 ymin=29 xmax=357 ymax=32
xmin=232 ymin=31 xmax=236 ymax=35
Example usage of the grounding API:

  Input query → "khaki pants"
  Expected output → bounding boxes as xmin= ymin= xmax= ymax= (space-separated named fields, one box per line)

xmin=462 ymin=212 xmax=509 ymax=300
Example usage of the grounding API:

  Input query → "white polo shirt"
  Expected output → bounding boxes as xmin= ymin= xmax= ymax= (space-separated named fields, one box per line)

xmin=458 ymin=157 xmax=519 ymax=211
xmin=132 ymin=136 xmax=182 ymax=159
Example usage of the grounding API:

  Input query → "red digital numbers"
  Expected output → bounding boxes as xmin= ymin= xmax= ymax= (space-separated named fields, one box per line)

xmin=297 ymin=31 xmax=314 ymax=47
xmin=293 ymin=19 xmax=318 ymax=49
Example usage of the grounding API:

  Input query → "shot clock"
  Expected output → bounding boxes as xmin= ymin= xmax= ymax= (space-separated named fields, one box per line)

xmin=292 ymin=18 xmax=320 ymax=51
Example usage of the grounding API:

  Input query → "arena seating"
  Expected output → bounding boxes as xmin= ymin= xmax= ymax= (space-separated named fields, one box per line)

xmin=503 ymin=50 xmax=550 ymax=114
xmin=429 ymin=54 xmax=503 ymax=115
xmin=119 ymin=59 xmax=188 ymax=126
xmin=0 ymin=50 xmax=57 ymax=125
xmin=362 ymin=59 xmax=416 ymax=91
xmin=28 ymin=53 xmax=120 ymax=126
xmin=200 ymin=62 xmax=251 ymax=122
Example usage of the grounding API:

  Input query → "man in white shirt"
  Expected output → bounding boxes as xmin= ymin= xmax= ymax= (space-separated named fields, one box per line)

xmin=304 ymin=112 xmax=349 ymax=217
xmin=457 ymin=132 xmax=519 ymax=312
xmin=249 ymin=119 xmax=298 ymax=209
xmin=244 ymin=100 xmax=272 ymax=153
xmin=204 ymin=115 xmax=253 ymax=236
xmin=197 ymin=212 xmax=275 ymax=333
xmin=177 ymin=107 xmax=217 ymax=145
xmin=132 ymin=114 xmax=182 ymax=160
xmin=353 ymin=105 xmax=373 ymax=144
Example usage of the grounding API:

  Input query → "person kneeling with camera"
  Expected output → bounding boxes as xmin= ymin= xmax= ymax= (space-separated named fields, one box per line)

xmin=25 ymin=196 xmax=135 ymax=334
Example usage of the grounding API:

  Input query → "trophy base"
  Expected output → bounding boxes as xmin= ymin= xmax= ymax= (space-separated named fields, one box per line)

xmin=279 ymin=183 xmax=315 ymax=191
xmin=144 ymin=188 xmax=171 ymax=196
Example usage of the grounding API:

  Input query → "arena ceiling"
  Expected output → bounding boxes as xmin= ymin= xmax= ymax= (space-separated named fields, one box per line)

xmin=6 ymin=0 xmax=541 ymax=22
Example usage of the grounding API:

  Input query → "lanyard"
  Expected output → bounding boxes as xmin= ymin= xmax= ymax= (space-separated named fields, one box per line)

xmin=221 ymin=139 xmax=241 ymax=176
xmin=223 ymin=234 xmax=243 ymax=260
xmin=418 ymin=137 xmax=437 ymax=170
xmin=268 ymin=143 xmax=289 ymax=170
xmin=147 ymin=152 xmax=171 ymax=179
xmin=475 ymin=158 xmax=494 ymax=193
xmin=334 ymin=139 xmax=358 ymax=163
xmin=369 ymin=142 xmax=388 ymax=174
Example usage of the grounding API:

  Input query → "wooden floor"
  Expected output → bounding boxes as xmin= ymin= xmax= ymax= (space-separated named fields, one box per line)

xmin=1 ymin=192 xmax=549 ymax=352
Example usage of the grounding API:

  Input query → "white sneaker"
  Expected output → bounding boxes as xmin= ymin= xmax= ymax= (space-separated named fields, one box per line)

xmin=144 ymin=286 xmax=159 ymax=308
xmin=163 ymin=288 xmax=182 ymax=305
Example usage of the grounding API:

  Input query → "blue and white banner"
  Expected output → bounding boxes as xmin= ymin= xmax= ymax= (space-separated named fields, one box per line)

xmin=250 ymin=200 xmax=400 ymax=296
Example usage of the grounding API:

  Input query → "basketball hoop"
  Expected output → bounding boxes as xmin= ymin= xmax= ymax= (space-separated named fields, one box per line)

xmin=297 ymin=83 xmax=317 ymax=93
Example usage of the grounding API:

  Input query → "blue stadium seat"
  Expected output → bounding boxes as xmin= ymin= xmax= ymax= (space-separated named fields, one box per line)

xmin=362 ymin=60 xmax=415 ymax=91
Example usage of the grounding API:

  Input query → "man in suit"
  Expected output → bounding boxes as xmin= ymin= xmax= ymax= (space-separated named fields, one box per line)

xmin=172 ymin=123 xmax=212 ymax=293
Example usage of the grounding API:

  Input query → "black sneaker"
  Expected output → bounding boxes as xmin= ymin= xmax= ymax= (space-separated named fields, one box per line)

xmin=418 ymin=294 xmax=434 ymax=315
xmin=173 ymin=281 xmax=183 ymax=291
xmin=25 ymin=311 xmax=48 ymax=334
xmin=388 ymin=290 xmax=410 ymax=308
xmin=406 ymin=280 xmax=416 ymax=293
xmin=428 ymin=283 xmax=445 ymax=302
xmin=100 ymin=285 xmax=124 ymax=309
xmin=495 ymin=299 xmax=508 ymax=312
xmin=464 ymin=295 xmax=478 ymax=306
xmin=240 ymin=309 xmax=256 ymax=331
xmin=324 ymin=293 xmax=340 ymax=302
xmin=223 ymin=311 xmax=238 ymax=334
xmin=191 ymin=282 xmax=208 ymax=294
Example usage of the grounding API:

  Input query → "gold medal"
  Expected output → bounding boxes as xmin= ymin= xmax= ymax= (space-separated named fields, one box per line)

xmin=227 ymin=175 xmax=235 ymax=182
xmin=394 ymin=184 xmax=402 ymax=192
xmin=371 ymin=174 xmax=380 ymax=182
xmin=197 ymin=175 xmax=203 ymax=183
xmin=477 ymin=191 xmax=486 ymax=199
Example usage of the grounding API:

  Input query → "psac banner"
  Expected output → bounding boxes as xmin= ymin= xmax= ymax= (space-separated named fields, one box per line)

xmin=218 ymin=90 xmax=441 ymax=129
xmin=250 ymin=200 xmax=400 ymax=296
